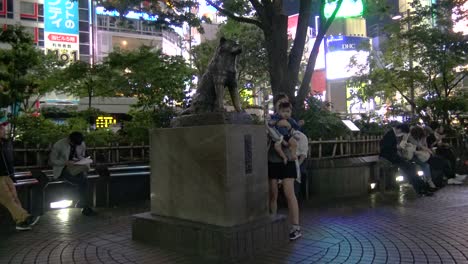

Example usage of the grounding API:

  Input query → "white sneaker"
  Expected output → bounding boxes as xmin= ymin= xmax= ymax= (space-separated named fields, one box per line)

xmin=289 ymin=226 xmax=302 ymax=241
xmin=448 ymin=178 xmax=463 ymax=185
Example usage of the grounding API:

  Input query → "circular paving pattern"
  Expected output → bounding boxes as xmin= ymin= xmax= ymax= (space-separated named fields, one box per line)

xmin=2 ymin=186 xmax=468 ymax=263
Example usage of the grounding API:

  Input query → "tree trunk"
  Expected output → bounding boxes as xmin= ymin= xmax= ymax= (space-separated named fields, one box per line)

xmin=88 ymin=92 xmax=92 ymax=111
xmin=88 ymin=86 xmax=93 ymax=126
xmin=262 ymin=5 xmax=289 ymax=98
xmin=285 ymin=0 xmax=312 ymax=109
xmin=297 ymin=33 xmax=323 ymax=111
xmin=296 ymin=0 xmax=344 ymax=111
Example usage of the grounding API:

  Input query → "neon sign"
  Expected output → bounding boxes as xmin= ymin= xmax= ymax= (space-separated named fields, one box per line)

xmin=95 ymin=6 xmax=157 ymax=21
xmin=96 ymin=116 xmax=117 ymax=128
xmin=324 ymin=0 xmax=364 ymax=19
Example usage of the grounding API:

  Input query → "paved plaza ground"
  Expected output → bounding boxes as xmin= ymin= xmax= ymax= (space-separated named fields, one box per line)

xmin=2 ymin=185 xmax=468 ymax=264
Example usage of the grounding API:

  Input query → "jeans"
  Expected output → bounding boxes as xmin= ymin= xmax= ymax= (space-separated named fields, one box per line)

xmin=413 ymin=160 xmax=435 ymax=187
xmin=61 ymin=165 xmax=90 ymax=208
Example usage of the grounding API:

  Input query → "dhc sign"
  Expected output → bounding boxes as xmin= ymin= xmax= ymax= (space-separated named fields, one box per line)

xmin=325 ymin=36 xmax=370 ymax=80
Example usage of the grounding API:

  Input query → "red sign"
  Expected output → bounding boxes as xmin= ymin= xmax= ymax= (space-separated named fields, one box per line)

xmin=288 ymin=14 xmax=299 ymax=40
xmin=311 ymin=70 xmax=326 ymax=94
xmin=47 ymin=34 xmax=78 ymax=43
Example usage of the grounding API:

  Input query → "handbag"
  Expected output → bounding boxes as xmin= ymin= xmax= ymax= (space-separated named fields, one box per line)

xmin=415 ymin=150 xmax=431 ymax=162
xmin=399 ymin=142 xmax=416 ymax=161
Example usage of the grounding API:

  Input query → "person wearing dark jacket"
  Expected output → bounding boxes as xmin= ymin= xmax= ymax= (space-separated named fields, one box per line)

xmin=380 ymin=124 xmax=431 ymax=196
xmin=0 ymin=121 xmax=40 ymax=230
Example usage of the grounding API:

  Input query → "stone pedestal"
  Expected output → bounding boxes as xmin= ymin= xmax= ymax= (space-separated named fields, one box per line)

xmin=132 ymin=213 xmax=287 ymax=262
xmin=132 ymin=124 xmax=288 ymax=261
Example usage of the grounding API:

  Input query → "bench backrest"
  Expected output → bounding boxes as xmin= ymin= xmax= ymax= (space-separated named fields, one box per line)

xmin=107 ymin=165 xmax=150 ymax=178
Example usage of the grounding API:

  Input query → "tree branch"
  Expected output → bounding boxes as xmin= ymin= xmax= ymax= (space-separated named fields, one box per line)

xmin=390 ymin=83 xmax=413 ymax=105
xmin=323 ymin=0 xmax=344 ymax=32
xmin=286 ymin=0 xmax=312 ymax=98
xmin=296 ymin=0 xmax=344 ymax=110
xmin=447 ymin=71 xmax=468 ymax=96
xmin=205 ymin=0 xmax=263 ymax=29
xmin=249 ymin=0 xmax=265 ymax=18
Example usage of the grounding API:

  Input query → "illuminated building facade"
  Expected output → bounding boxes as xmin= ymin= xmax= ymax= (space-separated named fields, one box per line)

xmin=0 ymin=1 xmax=185 ymax=114
xmin=0 ymin=0 xmax=92 ymax=62
xmin=318 ymin=0 xmax=369 ymax=114
xmin=94 ymin=6 xmax=183 ymax=62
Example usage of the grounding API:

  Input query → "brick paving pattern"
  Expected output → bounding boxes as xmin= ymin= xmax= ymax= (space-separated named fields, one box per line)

xmin=2 ymin=185 xmax=468 ymax=263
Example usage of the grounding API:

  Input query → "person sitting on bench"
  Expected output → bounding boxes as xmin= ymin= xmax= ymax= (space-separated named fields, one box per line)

xmin=50 ymin=132 xmax=96 ymax=216
xmin=0 ymin=120 xmax=40 ymax=230
xmin=380 ymin=124 xmax=432 ymax=196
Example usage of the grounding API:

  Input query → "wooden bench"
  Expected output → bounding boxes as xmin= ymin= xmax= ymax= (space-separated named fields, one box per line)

xmin=362 ymin=155 xmax=399 ymax=193
xmin=96 ymin=164 xmax=150 ymax=207
xmin=30 ymin=164 xmax=149 ymax=210
xmin=37 ymin=167 xmax=103 ymax=210
xmin=304 ymin=155 xmax=399 ymax=200
xmin=13 ymin=172 xmax=41 ymax=214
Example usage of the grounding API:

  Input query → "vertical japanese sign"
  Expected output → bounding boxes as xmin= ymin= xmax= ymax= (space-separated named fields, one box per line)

xmin=44 ymin=0 xmax=80 ymax=63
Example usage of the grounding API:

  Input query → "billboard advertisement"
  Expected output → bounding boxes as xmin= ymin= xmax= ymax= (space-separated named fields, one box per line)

xmin=44 ymin=0 xmax=80 ymax=63
xmin=309 ymin=38 xmax=326 ymax=70
xmin=287 ymin=14 xmax=299 ymax=40
xmin=325 ymin=35 xmax=369 ymax=80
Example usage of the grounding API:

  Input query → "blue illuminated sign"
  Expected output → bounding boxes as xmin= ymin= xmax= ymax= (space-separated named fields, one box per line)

xmin=326 ymin=36 xmax=369 ymax=52
xmin=95 ymin=6 xmax=157 ymax=21
xmin=44 ymin=0 xmax=79 ymax=35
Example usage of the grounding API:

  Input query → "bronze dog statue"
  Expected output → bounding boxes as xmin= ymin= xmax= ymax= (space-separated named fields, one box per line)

xmin=182 ymin=37 xmax=242 ymax=115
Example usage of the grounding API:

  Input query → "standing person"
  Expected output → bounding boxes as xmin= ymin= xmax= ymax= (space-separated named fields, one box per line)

xmin=380 ymin=124 xmax=432 ymax=196
xmin=267 ymin=93 xmax=302 ymax=241
xmin=49 ymin=132 xmax=96 ymax=216
xmin=0 ymin=121 xmax=40 ymax=230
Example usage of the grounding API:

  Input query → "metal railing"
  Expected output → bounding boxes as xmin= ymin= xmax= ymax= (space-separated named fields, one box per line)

xmin=308 ymin=136 xmax=382 ymax=160
xmin=14 ymin=142 xmax=149 ymax=170
xmin=12 ymin=135 xmax=464 ymax=169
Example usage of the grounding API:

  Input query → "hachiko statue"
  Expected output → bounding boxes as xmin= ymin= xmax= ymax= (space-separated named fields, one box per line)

xmin=182 ymin=37 xmax=242 ymax=115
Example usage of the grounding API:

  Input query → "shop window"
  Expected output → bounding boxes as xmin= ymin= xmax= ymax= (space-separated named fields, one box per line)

xmin=80 ymin=44 xmax=90 ymax=55
xmin=79 ymin=9 xmax=88 ymax=21
xmin=79 ymin=32 xmax=89 ymax=44
xmin=79 ymin=0 xmax=89 ymax=9
xmin=6 ymin=0 xmax=13 ymax=18
xmin=20 ymin=1 xmax=38 ymax=20
xmin=0 ymin=0 xmax=5 ymax=16
xmin=38 ymin=28 xmax=44 ymax=41
xmin=38 ymin=4 xmax=43 ymax=22
xmin=79 ymin=21 xmax=89 ymax=32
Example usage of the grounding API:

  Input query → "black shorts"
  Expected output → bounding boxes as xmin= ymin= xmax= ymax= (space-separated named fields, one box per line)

xmin=268 ymin=161 xmax=297 ymax=180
